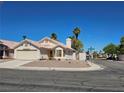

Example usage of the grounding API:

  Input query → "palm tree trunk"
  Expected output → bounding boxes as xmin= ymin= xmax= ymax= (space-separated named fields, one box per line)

xmin=76 ymin=34 xmax=78 ymax=39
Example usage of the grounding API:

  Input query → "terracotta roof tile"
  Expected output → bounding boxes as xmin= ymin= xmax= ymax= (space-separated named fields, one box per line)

xmin=0 ymin=39 xmax=19 ymax=49
xmin=0 ymin=37 xmax=75 ymax=51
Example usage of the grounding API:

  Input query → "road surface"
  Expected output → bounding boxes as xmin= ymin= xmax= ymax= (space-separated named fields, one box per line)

xmin=0 ymin=59 xmax=124 ymax=92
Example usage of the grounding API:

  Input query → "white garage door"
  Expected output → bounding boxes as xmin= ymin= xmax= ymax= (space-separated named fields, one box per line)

xmin=15 ymin=50 xmax=40 ymax=60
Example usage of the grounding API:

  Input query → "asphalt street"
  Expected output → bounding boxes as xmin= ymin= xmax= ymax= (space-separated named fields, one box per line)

xmin=0 ymin=59 xmax=124 ymax=92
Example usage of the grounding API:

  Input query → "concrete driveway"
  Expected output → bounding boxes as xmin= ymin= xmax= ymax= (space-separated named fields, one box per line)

xmin=0 ymin=60 xmax=32 ymax=69
xmin=0 ymin=59 xmax=13 ymax=63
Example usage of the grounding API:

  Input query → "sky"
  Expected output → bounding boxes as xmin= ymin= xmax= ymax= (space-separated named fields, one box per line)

xmin=0 ymin=1 xmax=124 ymax=51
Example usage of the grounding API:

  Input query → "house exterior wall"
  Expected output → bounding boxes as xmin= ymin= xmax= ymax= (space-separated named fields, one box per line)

xmin=72 ymin=53 xmax=76 ymax=60
xmin=40 ymin=39 xmax=57 ymax=47
xmin=12 ymin=38 xmax=79 ymax=60
xmin=1 ymin=38 xmax=87 ymax=61
xmin=65 ymin=49 xmax=73 ymax=60
xmin=54 ymin=47 xmax=64 ymax=60
xmin=39 ymin=38 xmax=75 ymax=60
xmin=53 ymin=47 xmax=75 ymax=60
xmin=66 ymin=38 xmax=72 ymax=48
xmin=40 ymin=48 xmax=49 ymax=59
xmin=0 ymin=44 xmax=14 ymax=59
xmin=14 ymin=43 xmax=41 ymax=60
xmin=79 ymin=52 xmax=86 ymax=61
xmin=9 ymin=49 xmax=14 ymax=58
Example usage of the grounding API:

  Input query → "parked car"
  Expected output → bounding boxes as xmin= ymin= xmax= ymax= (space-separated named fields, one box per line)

xmin=107 ymin=56 xmax=118 ymax=61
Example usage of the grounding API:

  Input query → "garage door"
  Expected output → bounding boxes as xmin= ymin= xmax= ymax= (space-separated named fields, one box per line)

xmin=15 ymin=50 xmax=40 ymax=60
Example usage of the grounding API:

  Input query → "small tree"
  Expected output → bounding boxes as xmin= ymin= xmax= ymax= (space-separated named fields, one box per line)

xmin=93 ymin=51 xmax=99 ymax=58
xmin=69 ymin=27 xmax=83 ymax=51
xmin=120 ymin=36 xmax=124 ymax=45
xmin=74 ymin=39 xmax=83 ymax=51
xmin=119 ymin=36 xmax=124 ymax=54
xmin=71 ymin=38 xmax=82 ymax=50
xmin=69 ymin=36 xmax=83 ymax=51
xmin=103 ymin=43 xmax=117 ymax=57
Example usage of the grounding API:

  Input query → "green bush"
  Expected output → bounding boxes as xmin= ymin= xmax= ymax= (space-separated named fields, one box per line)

xmin=103 ymin=36 xmax=124 ymax=55
xmin=119 ymin=36 xmax=124 ymax=54
xmin=103 ymin=43 xmax=117 ymax=54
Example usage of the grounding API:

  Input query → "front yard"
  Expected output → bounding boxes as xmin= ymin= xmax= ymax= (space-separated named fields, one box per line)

xmin=22 ymin=60 xmax=90 ymax=68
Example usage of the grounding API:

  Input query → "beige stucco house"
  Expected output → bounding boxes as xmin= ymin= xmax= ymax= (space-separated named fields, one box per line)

xmin=0 ymin=37 xmax=77 ymax=60
xmin=0 ymin=39 xmax=18 ymax=59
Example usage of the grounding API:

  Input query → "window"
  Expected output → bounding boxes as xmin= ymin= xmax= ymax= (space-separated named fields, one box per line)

xmin=56 ymin=50 xmax=62 ymax=57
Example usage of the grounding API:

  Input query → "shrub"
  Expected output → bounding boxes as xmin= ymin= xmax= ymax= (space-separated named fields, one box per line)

xmin=118 ymin=36 xmax=124 ymax=54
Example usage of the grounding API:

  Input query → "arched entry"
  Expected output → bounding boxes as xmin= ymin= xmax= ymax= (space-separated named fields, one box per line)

xmin=0 ymin=44 xmax=9 ymax=59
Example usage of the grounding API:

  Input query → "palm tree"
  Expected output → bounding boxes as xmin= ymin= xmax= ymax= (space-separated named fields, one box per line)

xmin=75 ymin=39 xmax=83 ymax=51
xmin=73 ymin=27 xmax=80 ymax=39
xmin=69 ymin=27 xmax=83 ymax=51
xmin=69 ymin=36 xmax=83 ymax=51
xmin=50 ymin=33 xmax=57 ymax=40
xmin=22 ymin=35 xmax=27 ymax=40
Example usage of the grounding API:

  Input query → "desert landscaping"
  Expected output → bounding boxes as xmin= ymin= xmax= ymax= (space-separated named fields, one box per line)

xmin=22 ymin=60 xmax=90 ymax=68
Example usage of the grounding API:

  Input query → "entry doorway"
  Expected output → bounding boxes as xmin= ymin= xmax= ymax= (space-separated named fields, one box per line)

xmin=0 ymin=50 xmax=3 ymax=59
xmin=49 ymin=50 xmax=54 ymax=60
xmin=0 ymin=44 xmax=9 ymax=59
xmin=49 ymin=50 xmax=53 ymax=57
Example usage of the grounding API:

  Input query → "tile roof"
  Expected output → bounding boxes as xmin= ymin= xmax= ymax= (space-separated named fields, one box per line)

xmin=0 ymin=37 xmax=75 ymax=51
xmin=39 ymin=37 xmax=75 ymax=50
xmin=0 ymin=39 xmax=19 ymax=49
xmin=13 ymin=39 xmax=42 ymax=49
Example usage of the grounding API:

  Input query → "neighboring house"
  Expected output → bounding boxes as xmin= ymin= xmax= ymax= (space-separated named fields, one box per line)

xmin=0 ymin=37 xmax=77 ymax=60
xmin=0 ymin=39 xmax=18 ymax=59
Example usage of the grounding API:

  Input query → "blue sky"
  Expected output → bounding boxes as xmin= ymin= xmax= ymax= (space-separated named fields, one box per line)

xmin=0 ymin=1 xmax=124 ymax=51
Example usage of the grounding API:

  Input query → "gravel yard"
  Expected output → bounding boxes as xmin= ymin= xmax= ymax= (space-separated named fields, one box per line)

xmin=22 ymin=60 xmax=90 ymax=68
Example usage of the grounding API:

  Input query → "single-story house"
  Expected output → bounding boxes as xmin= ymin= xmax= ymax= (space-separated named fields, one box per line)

xmin=0 ymin=37 xmax=86 ymax=60
xmin=0 ymin=37 xmax=75 ymax=60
